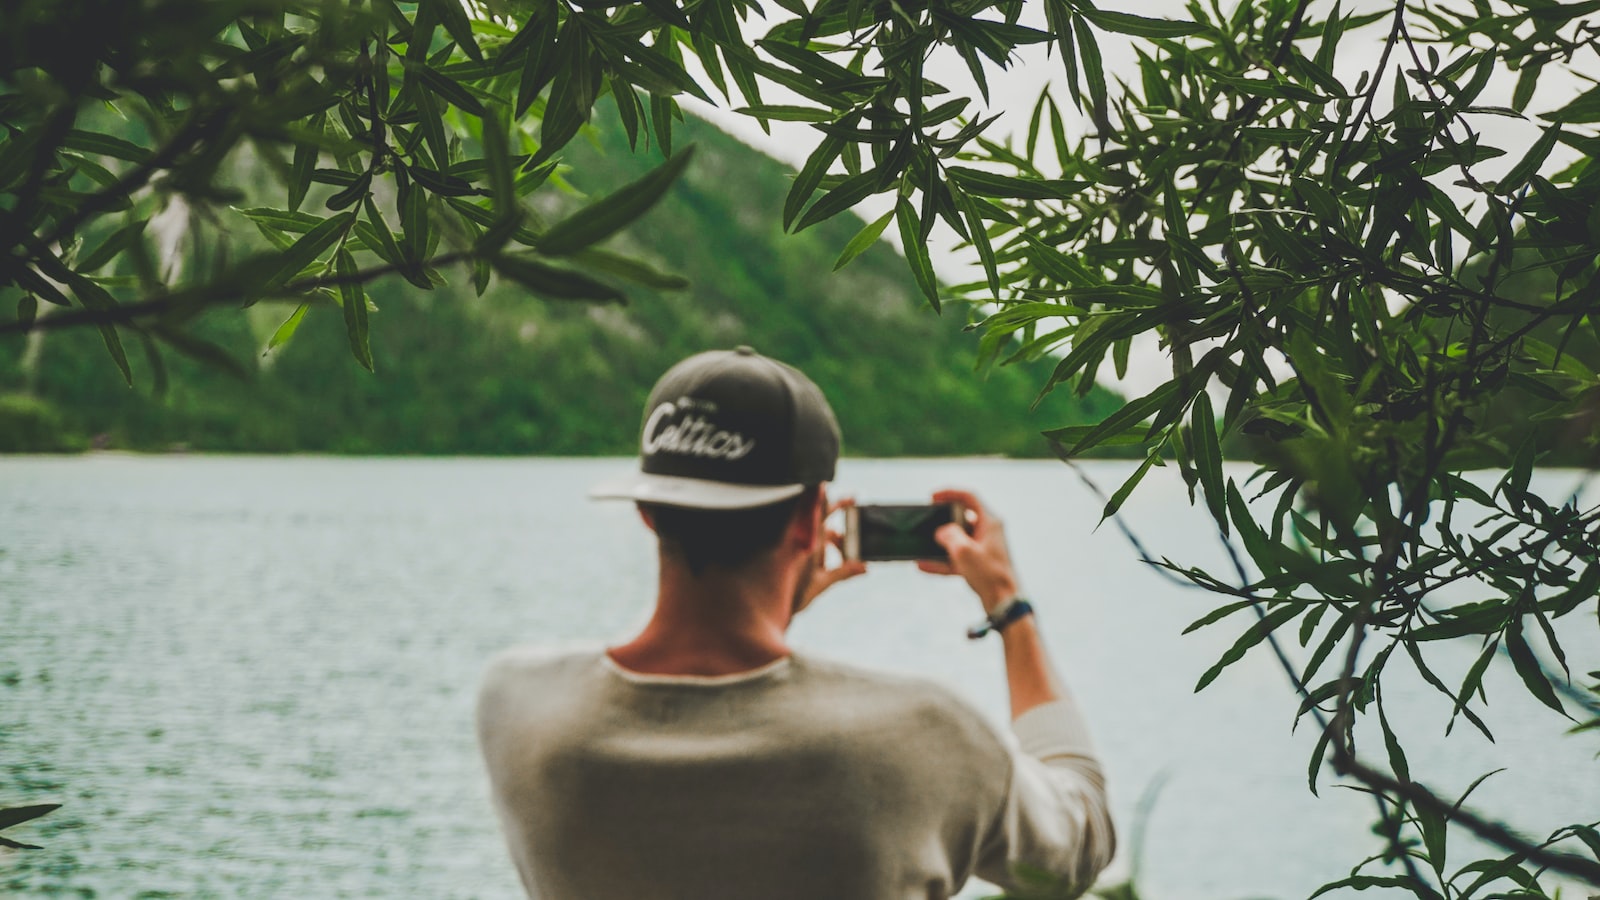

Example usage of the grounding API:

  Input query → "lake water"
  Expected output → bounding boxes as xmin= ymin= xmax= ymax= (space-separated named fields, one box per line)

xmin=1 ymin=456 xmax=1595 ymax=899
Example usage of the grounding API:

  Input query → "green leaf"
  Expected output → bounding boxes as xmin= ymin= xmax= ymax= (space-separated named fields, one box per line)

xmin=62 ymin=273 xmax=132 ymax=384
xmin=1195 ymin=604 xmax=1302 ymax=691
xmin=491 ymin=254 xmax=626 ymax=303
xmin=896 ymin=198 xmax=939 ymax=311
xmin=268 ymin=212 xmax=355 ymax=286
xmin=13 ymin=266 xmax=71 ymax=307
xmin=1226 ymin=481 xmax=1280 ymax=577
xmin=784 ymin=135 xmax=845 ymax=230
xmin=413 ymin=88 xmax=450 ymax=170
xmin=424 ymin=0 xmax=483 ymax=62
xmin=149 ymin=325 xmax=250 ymax=380
xmin=948 ymin=166 xmax=1088 ymax=200
xmin=1512 ymin=66 xmax=1538 ymax=114
xmin=1102 ymin=452 xmax=1158 ymax=520
xmin=267 ymin=302 xmax=311 ymax=351
xmin=235 ymin=207 xmax=325 ymax=234
xmin=651 ymin=94 xmax=677 ymax=158
xmin=1377 ymin=700 xmax=1409 ymax=783
xmin=734 ymin=104 xmax=835 ymax=123
xmin=1308 ymin=724 xmax=1333 ymax=794
xmin=1181 ymin=599 xmax=1258 ymax=634
xmin=289 ymin=115 xmax=322 ymax=212
xmin=1505 ymin=623 xmax=1567 ymax=716
xmin=360 ymin=197 xmax=427 ymax=289
xmin=403 ymin=187 xmax=429 ymax=267
xmin=1449 ymin=641 xmax=1498 ymax=737
xmin=1065 ymin=382 xmax=1177 ymax=455
xmin=1022 ymin=235 xmax=1096 ymax=286
xmin=1500 ymin=125 xmax=1560 ymax=189
xmin=335 ymin=249 xmax=373 ymax=372
xmin=1191 ymin=392 xmax=1226 ymax=533
xmin=0 ymin=802 xmax=58 ymax=849
xmin=1416 ymin=799 xmax=1446 ymax=875
xmin=793 ymin=169 xmax=878 ymax=233
xmin=1309 ymin=875 xmax=1439 ymax=899
xmin=0 ymin=804 xmax=61 ymax=831
xmin=78 ymin=220 xmax=148 ymax=272
xmin=408 ymin=61 xmax=487 ymax=115
xmin=950 ymin=184 xmax=999 ymax=296
xmin=568 ymin=247 xmax=690 ymax=289
xmin=1078 ymin=8 xmax=1204 ymax=37
xmin=537 ymin=146 xmax=696 ymax=256
xmin=1501 ymin=437 xmax=1536 ymax=509
xmin=480 ymin=114 xmax=516 ymax=222
xmin=61 ymin=130 xmax=151 ymax=162
xmin=1408 ymin=603 xmax=1508 ymax=642
xmin=409 ymin=165 xmax=478 ymax=197
xmin=833 ymin=210 xmax=894 ymax=271
xmin=1071 ymin=16 xmax=1107 ymax=130
xmin=325 ymin=171 xmax=372 ymax=211
xmin=1042 ymin=424 xmax=1148 ymax=449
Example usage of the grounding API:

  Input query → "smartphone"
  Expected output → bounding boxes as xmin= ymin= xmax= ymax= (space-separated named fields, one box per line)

xmin=842 ymin=503 xmax=968 ymax=562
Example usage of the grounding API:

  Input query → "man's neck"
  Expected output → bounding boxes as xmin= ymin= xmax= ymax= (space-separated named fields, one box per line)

xmin=608 ymin=554 xmax=798 ymax=677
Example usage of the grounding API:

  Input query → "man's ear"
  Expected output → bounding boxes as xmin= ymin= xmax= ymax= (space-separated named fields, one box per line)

xmin=786 ymin=487 xmax=826 ymax=551
xmin=637 ymin=503 xmax=657 ymax=533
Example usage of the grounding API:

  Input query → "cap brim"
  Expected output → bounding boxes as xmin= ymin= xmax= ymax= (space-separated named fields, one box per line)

xmin=590 ymin=472 xmax=806 ymax=510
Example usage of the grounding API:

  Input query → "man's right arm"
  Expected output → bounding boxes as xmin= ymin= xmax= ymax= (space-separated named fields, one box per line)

xmin=922 ymin=489 xmax=1116 ymax=896
xmin=921 ymin=489 xmax=1063 ymax=720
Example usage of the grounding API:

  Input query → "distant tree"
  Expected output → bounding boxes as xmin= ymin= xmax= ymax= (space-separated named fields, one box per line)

xmin=3 ymin=0 xmax=1598 ymax=895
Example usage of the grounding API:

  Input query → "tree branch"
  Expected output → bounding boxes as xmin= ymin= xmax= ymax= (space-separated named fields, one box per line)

xmin=0 ymin=249 xmax=481 ymax=338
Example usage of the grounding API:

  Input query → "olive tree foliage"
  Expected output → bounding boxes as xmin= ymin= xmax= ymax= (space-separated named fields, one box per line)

xmin=3 ymin=0 xmax=1599 ymax=892
xmin=0 ymin=0 xmax=699 ymax=378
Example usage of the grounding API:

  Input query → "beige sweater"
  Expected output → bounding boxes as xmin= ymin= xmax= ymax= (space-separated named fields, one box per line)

xmin=477 ymin=648 xmax=1116 ymax=900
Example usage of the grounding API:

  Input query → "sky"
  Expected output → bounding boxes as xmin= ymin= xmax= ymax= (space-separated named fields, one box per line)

xmin=669 ymin=0 xmax=1592 ymax=396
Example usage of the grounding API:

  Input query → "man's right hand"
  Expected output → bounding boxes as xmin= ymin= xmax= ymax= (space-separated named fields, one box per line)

xmin=917 ymin=489 xmax=1020 ymax=613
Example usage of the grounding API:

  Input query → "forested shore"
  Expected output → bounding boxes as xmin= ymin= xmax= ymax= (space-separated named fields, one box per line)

xmin=0 ymin=115 xmax=1123 ymax=457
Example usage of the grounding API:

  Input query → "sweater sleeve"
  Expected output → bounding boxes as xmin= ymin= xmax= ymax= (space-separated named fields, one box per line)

xmin=972 ymin=695 xmax=1117 ymax=898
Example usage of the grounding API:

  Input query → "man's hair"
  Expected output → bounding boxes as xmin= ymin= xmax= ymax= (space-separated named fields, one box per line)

xmin=642 ymin=487 xmax=818 ymax=575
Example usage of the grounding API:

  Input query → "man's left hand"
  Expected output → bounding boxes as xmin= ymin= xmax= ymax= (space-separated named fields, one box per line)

xmin=794 ymin=497 xmax=866 ymax=614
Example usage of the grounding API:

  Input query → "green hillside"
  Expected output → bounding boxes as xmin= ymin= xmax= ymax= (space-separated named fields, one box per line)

xmin=0 ymin=114 xmax=1123 ymax=456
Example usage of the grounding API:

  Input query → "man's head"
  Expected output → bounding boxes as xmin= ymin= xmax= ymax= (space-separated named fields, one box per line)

xmin=639 ymin=488 xmax=821 ymax=575
xmin=592 ymin=347 xmax=841 ymax=574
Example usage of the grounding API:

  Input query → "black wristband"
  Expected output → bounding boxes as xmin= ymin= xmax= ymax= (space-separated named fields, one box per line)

xmin=966 ymin=597 xmax=1034 ymax=640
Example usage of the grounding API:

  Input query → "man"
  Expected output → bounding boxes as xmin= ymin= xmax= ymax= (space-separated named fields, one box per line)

xmin=477 ymin=347 xmax=1116 ymax=899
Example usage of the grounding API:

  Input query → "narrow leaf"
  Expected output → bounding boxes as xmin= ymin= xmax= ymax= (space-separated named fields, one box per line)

xmin=0 ymin=804 xmax=61 ymax=831
xmin=335 ymin=249 xmax=373 ymax=372
xmin=491 ymin=255 xmax=626 ymax=302
xmin=268 ymin=212 xmax=355 ymax=285
xmin=1191 ymin=392 xmax=1227 ymax=532
xmin=833 ymin=210 xmax=894 ymax=271
xmin=537 ymin=146 xmax=696 ymax=256
xmin=78 ymin=220 xmax=148 ymax=272
xmin=425 ymin=0 xmax=483 ymax=62
xmin=1195 ymin=605 xmax=1302 ymax=691
xmin=896 ymin=198 xmax=939 ymax=311
xmin=1078 ymin=9 xmax=1203 ymax=37
xmin=267 ymin=302 xmax=312 ymax=351
xmin=1506 ymin=623 xmax=1567 ymax=716
xmin=793 ymin=169 xmax=878 ymax=233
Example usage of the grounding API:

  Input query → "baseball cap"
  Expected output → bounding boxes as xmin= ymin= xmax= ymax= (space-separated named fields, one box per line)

xmin=590 ymin=347 xmax=841 ymax=509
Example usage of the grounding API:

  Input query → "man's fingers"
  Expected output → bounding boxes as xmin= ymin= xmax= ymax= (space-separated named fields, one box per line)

xmin=817 ymin=561 xmax=866 ymax=590
xmin=931 ymin=489 xmax=982 ymax=517
xmin=934 ymin=522 xmax=973 ymax=554
xmin=917 ymin=560 xmax=955 ymax=575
